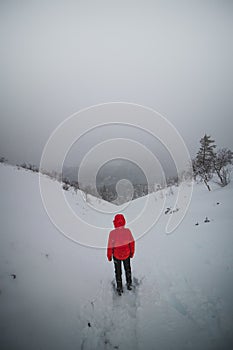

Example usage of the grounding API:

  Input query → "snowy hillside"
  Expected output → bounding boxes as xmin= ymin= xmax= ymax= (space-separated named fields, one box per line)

xmin=0 ymin=163 xmax=233 ymax=350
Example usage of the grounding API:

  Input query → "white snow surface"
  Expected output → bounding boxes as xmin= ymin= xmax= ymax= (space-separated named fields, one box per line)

xmin=0 ymin=164 xmax=233 ymax=350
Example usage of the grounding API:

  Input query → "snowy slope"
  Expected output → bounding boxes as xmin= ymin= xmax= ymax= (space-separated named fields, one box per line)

xmin=0 ymin=164 xmax=233 ymax=350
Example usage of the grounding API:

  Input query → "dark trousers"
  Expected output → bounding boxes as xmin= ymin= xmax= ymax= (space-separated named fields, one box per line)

xmin=113 ymin=256 xmax=132 ymax=290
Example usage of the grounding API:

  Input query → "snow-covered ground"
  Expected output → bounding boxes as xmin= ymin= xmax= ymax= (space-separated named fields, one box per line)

xmin=0 ymin=163 xmax=233 ymax=350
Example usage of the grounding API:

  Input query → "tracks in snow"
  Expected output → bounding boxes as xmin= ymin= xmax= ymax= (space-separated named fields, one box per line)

xmin=79 ymin=277 xmax=142 ymax=350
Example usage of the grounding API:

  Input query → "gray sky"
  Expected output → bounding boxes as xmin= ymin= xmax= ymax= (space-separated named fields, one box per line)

xmin=1 ymin=0 xmax=233 ymax=169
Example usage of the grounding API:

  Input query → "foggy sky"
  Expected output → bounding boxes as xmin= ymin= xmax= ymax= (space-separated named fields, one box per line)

xmin=0 ymin=0 xmax=233 ymax=168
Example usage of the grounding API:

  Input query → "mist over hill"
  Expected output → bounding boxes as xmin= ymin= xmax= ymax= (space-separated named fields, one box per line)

xmin=62 ymin=158 xmax=177 ymax=201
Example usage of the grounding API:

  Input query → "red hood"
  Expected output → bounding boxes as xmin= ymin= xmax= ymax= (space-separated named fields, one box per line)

xmin=113 ymin=214 xmax=126 ymax=228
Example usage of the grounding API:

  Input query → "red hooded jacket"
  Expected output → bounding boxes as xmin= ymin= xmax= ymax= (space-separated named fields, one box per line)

xmin=107 ymin=214 xmax=135 ymax=261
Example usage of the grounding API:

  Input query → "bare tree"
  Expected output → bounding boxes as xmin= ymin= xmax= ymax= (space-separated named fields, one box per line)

xmin=213 ymin=148 xmax=233 ymax=186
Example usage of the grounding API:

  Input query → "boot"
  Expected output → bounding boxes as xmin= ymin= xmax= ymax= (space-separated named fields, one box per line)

xmin=117 ymin=288 xmax=122 ymax=296
xmin=116 ymin=279 xmax=123 ymax=295
xmin=127 ymin=283 xmax=132 ymax=290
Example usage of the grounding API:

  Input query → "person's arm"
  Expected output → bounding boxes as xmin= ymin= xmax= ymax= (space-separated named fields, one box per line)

xmin=107 ymin=231 xmax=114 ymax=261
xmin=128 ymin=229 xmax=135 ymax=258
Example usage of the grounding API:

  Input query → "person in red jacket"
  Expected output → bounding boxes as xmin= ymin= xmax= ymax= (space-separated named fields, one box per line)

xmin=107 ymin=214 xmax=135 ymax=295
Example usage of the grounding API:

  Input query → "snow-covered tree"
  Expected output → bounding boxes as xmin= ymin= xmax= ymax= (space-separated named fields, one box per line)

xmin=193 ymin=134 xmax=216 ymax=191
xmin=99 ymin=184 xmax=116 ymax=202
xmin=213 ymin=148 xmax=233 ymax=186
xmin=20 ymin=163 xmax=39 ymax=172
